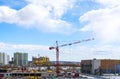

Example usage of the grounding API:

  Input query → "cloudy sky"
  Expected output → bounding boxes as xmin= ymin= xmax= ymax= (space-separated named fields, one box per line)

xmin=0 ymin=0 xmax=120 ymax=61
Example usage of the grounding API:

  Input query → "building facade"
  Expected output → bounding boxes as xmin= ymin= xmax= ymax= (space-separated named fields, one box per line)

xmin=91 ymin=59 xmax=101 ymax=75
xmin=14 ymin=52 xmax=28 ymax=66
xmin=100 ymin=60 xmax=120 ymax=74
xmin=0 ymin=52 xmax=10 ymax=65
xmin=81 ymin=59 xmax=120 ymax=75
xmin=81 ymin=60 xmax=92 ymax=74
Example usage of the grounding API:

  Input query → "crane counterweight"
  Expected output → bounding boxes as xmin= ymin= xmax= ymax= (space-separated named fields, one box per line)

xmin=49 ymin=47 xmax=55 ymax=50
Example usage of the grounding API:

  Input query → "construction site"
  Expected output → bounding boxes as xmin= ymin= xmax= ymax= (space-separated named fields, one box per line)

xmin=0 ymin=38 xmax=95 ymax=79
xmin=0 ymin=38 xmax=120 ymax=79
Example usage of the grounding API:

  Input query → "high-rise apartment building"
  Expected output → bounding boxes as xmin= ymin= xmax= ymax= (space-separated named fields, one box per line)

xmin=0 ymin=52 xmax=10 ymax=65
xmin=14 ymin=52 xmax=28 ymax=66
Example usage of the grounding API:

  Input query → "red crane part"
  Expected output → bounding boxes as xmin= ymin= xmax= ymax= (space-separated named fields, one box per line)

xmin=49 ymin=38 xmax=94 ymax=76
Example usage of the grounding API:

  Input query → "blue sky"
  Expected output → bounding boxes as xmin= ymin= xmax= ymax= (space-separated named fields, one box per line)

xmin=0 ymin=0 xmax=120 ymax=61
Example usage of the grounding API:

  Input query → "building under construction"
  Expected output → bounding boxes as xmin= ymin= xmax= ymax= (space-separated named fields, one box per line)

xmin=32 ymin=57 xmax=51 ymax=65
xmin=81 ymin=59 xmax=120 ymax=75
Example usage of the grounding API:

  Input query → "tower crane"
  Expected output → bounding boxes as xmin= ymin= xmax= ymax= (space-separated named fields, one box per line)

xmin=49 ymin=38 xmax=94 ymax=76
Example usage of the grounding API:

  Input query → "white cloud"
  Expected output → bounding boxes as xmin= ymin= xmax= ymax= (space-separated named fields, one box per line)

xmin=26 ymin=0 xmax=74 ymax=18
xmin=80 ymin=1 xmax=120 ymax=43
xmin=94 ymin=0 xmax=120 ymax=8
xmin=0 ymin=42 xmax=51 ymax=60
xmin=0 ymin=0 xmax=76 ymax=33
xmin=0 ymin=42 xmax=48 ymax=51
xmin=0 ymin=6 xmax=17 ymax=23
xmin=0 ymin=42 xmax=120 ymax=61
